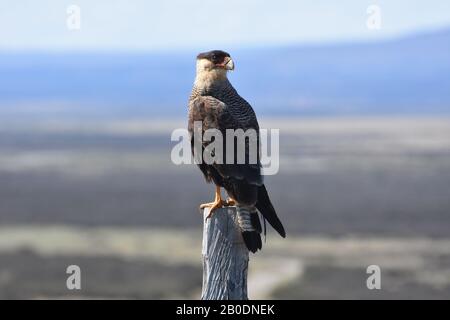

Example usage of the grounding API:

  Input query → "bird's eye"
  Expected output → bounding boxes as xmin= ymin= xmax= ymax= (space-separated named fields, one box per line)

xmin=212 ymin=54 xmax=217 ymax=60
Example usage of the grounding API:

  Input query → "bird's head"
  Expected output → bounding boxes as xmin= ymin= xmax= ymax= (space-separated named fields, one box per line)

xmin=195 ymin=50 xmax=234 ymax=82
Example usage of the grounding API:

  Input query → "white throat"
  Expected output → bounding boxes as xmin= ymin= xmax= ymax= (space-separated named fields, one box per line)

xmin=194 ymin=59 xmax=228 ymax=89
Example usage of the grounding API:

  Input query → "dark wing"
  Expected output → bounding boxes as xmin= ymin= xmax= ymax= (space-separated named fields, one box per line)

xmin=188 ymin=96 xmax=262 ymax=186
xmin=188 ymin=95 xmax=286 ymax=239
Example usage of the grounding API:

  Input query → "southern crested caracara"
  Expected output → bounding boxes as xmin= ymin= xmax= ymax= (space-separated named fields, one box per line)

xmin=188 ymin=50 xmax=285 ymax=253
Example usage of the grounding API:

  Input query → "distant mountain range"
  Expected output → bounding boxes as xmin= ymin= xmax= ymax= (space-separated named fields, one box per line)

xmin=0 ymin=29 xmax=449 ymax=119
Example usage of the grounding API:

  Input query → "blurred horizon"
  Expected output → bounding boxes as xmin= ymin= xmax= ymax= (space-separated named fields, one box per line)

xmin=2 ymin=1 xmax=450 ymax=119
xmin=1 ymin=1 xmax=450 ymax=300
xmin=1 ymin=27 xmax=450 ymax=120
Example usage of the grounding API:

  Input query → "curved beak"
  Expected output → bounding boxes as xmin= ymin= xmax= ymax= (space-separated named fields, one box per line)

xmin=222 ymin=57 xmax=235 ymax=71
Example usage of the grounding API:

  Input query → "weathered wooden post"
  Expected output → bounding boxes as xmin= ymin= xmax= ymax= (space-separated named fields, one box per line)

xmin=201 ymin=206 xmax=249 ymax=300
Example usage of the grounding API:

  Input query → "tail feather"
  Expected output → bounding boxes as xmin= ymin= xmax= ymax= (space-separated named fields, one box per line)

xmin=236 ymin=207 xmax=263 ymax=253
xmin=250 ymin=211 xmax=262 ymax=233
xmin=256 ymin=185 xmax=286 ymax=238
xmin=242 ymin=231 xmax=262 ymax=253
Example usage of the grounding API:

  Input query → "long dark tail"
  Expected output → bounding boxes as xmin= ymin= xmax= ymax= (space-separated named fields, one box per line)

xmin=237 ymin=207 xmax=262 ymax=253
xmin=241 ymin=231 xmax=262 ymax=253
xmin=255 ymin=184 xmax=286 ymax=238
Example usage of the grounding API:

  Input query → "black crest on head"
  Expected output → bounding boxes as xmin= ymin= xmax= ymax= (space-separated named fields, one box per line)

xmin=197 ymin=50 xmax=230 ymax=64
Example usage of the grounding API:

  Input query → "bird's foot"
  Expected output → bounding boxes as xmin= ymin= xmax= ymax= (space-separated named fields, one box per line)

xmin=199 ymin=200 xmax=226 ymax=209
xmin=200 ymin=199 xmax=227 ymax=219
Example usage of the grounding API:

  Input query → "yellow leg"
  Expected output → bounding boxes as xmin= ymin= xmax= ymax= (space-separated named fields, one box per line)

xmin=200 ymin=186 xmax=226 ymax=218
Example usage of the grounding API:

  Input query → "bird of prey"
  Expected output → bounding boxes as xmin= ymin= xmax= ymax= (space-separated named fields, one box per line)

xmin=188 ymin=50 xmax=286 ymax=253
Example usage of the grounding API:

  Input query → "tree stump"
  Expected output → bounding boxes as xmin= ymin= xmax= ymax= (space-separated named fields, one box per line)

xmin=201 ymin=206 xmax=249 ymax=300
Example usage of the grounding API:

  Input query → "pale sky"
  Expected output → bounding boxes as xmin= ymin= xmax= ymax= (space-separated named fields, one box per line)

xmin=1 ymin=0 xmax=450 ymax=51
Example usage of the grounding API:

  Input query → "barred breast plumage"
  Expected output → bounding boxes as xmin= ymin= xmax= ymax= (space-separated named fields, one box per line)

xmin=190 ymin=79 xmax=259 ymax=131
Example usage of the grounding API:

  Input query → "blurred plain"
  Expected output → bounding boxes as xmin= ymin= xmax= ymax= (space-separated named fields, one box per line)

xmin=0 ymin=1 xmax=449 ymax=299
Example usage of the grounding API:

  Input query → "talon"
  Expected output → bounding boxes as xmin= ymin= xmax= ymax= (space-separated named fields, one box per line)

xmin=205 ymin=200 xmax=226 ymax=218
xmin=200 ymin=186 xmax=225 ymax=218
xmin=200 ymin=202 xmax=215 ymax=209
